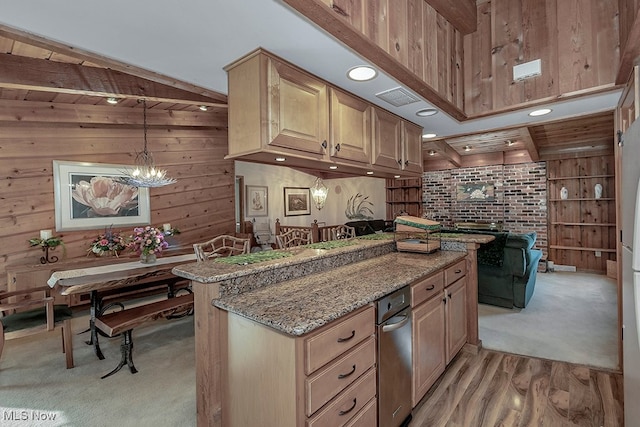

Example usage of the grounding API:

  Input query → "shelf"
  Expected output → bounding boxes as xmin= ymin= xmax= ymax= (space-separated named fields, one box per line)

xmin=548 ymin=198 xmax=614 ymax=202
xmin=550 ymin=222 xmax=616 ymax=226
xmin=547 ymin=174 xmax=614 ymax=181
xmin=549 ymin=245 xmax=616 ymax=253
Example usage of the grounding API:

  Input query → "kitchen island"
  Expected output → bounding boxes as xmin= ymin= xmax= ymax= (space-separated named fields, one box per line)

xmin=172 ymin=234 xmax=493 ymax=426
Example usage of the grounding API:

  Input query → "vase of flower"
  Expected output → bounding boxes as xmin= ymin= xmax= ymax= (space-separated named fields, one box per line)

xmin=128 ymin=226 xmax=169 ymax=264
xmin=88 ymin=227 xmax=125 ymax=258
xmin=140 ymin=252 xmax=157 ymax=264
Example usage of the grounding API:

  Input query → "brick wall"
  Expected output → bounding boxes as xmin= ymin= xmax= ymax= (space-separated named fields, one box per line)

xmin=422 ymin=162 xmax=547 ymax=258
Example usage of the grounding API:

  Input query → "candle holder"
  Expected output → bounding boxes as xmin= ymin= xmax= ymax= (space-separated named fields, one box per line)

xmin=41 ymin=245 xmax=59 ymax=264
xmin=29 ymin=236 xmax=64 ymax=264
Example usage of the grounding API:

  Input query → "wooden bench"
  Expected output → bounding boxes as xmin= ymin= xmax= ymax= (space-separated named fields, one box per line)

xmin=94 ymin=293 xmax=194 ymax=379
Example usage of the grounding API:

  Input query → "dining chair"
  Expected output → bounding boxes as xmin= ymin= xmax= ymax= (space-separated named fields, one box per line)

xmin=0 ymin=286 xmax=74 ymax=369
xmin=193 ymin=235 xmax=250 ymax=261
xmin=330 ymin=225 xmax=357 ymax=240
xmin=275 ymin=229 xmax=313 ymax=249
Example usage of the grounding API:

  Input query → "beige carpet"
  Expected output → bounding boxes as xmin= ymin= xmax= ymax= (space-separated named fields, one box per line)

xmin=478 ymin=271 xmax=618 ymax=370
xmin=0 ymin=312 xmax=195 ymax=427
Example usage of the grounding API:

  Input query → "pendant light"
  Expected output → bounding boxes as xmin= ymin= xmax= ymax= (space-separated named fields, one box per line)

xmin=118 ymin=99 xmax=177 ymax=188
xmin=311 ymin=177 xmax=328 ymax=210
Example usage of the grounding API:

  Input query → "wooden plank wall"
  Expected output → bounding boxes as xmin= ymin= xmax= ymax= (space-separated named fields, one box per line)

xmin=0 ymin=99 xmax=235 ymax=290
xmin=547 ymin=156 xmax=616 ymax=273
xmin=322 ymin=0 xmax=465 ymax=111
xmin=464 ymin=0 xmax=619 ymax=116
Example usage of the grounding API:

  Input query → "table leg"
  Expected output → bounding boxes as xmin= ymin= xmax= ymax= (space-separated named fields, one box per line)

xmin=87 ymin=290 xmax=105 ymax=360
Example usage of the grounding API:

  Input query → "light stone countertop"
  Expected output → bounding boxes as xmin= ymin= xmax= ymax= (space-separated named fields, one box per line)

xmin=214 ymin=250 xmax=467 ymax=336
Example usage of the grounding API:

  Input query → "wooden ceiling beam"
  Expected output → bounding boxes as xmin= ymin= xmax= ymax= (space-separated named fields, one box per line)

xmin=282 ymin=0 xmax=466 ymax=121
xmin=0 ymin=53 xmax=226 ymax=107
xmin=0 ymin=25 xmax=227 ymax=104
xmin=424 ymin=0 xmax=476 ymax=35
xmin=517 ymin=127 xmax=539 ymax=162
xmin=423 ymin=140 xmax=462 ymax=167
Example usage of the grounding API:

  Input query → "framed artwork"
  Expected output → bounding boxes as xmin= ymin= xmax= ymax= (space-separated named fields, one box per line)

xmin=53 ymin=160 xmax=151 ymax=231
xmin=456 ymin=182 xmax=496 ymax=201
xmin=246 ymin=185 xmax=268 ymax=217
xmin=283 ymin=187 xmax=311 ymax=216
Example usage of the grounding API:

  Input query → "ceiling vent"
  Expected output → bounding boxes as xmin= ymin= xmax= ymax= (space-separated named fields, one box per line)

xmin=513 ymin=59 xmax=542 ymax=81
xmin=375 ymin=87 xmax=421 ymax=107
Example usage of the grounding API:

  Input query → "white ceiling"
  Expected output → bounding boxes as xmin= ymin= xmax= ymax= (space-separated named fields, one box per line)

xmin=0 ymin=0 xmax=621 ymax=138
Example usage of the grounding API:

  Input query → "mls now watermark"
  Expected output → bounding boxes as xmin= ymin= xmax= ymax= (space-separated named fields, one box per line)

xmin=3 ymin=409 xmax=58 ymax=423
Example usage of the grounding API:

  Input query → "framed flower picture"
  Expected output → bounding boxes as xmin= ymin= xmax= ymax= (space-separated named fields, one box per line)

xmin=53 ymin=160 xmax=151 ymax=231
xmin=246 ymin=185 xmax=268 ymax=217
xmin=284 ymin=187 xmax=311 ymax=216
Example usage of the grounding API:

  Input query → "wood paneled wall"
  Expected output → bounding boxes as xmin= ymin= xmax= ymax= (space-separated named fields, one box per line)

xmin=0 ymin=99 xmax=235 ymax=290
xmin=464 ymin=0 xmax=619 ymax=116
xmin=309 ymin=0 xmax=465 ymax=111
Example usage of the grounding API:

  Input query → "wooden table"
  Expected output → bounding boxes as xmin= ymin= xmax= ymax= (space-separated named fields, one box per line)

xmin=47 ymin=253 xmax=196 ymax=360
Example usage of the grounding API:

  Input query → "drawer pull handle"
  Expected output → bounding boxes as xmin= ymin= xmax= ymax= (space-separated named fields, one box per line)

xmin=426 ymin=285 xmax=435 ymax=291
xmin=339 ymin=398 xmax=357 ymax=416
xmin=338 ymin=364 xmax=357 ymax=379
xmin=454 ymin=269 xmax=462 ymax=274
xmin=337 ymin=330 xmax=355 ymax=343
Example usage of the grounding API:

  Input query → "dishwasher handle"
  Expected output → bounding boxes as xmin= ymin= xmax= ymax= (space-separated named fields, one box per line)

xmin=381 ymin=313 xmax=409 ymax=332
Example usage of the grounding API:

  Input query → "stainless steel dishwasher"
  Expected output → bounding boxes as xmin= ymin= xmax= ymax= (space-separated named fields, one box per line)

xmin=377 ymin=286 xmax=412 ymax=427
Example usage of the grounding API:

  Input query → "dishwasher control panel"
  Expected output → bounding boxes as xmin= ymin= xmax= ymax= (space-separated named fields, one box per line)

xmin=377 ymin=286 xmax=411 ymax=324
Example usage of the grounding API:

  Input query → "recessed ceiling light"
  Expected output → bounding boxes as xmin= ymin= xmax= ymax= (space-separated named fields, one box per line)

xmin=329 ymin=165 xmax=338 ymax=170
xmin=428 ymin=150 xmax=436 ymax=156
xmin=199 ymin=105 xmax=208 ymax=111
xmin=106 ymin=97 xmax=118 ymax=105
xmin=394 ymin=175 xmax=401 ymax=179
xmin=275 ymin=157 xmax=286 ymax=162
xmin=529 ymin=108 xmax=552 ymax=117
xmin=422 ymin=133 xmax=437 ymax=139
xmin=347 ymin=66 xmax=377 ymax=82
xmin=464 ymin=145 xmax=472 ymax=152
xmin=416 ymin=108 xmax=438 ymax=117
xmin=366 ymin=171 xmax=374 ymax=175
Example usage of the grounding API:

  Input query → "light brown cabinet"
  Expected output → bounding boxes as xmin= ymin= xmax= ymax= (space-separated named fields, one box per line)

xmin=226 ymin=305 xmax=377 ymax=427
xmin=225 ymin=48 xmax=423 ymax=177
xmin=329 ymin=87 xmax=372 ymax=165
xmin=411 ymin=259 xmax=467 ymax=407
xmin=226 ymin=50 xmax=329 ymax=160
xmin=372 ymin=108 xmax=423 ymax=175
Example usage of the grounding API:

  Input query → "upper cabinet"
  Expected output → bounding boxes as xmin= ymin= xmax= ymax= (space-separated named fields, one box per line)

xmin=372 ymin=108 xmax=423 ymax=174
xmin=266 ymin=57 xmax=329 ymax=156
xmin=225 ymin=48 xmax=423 ymax=178
xmin=329 ymin=87 xmax=371 ymax=165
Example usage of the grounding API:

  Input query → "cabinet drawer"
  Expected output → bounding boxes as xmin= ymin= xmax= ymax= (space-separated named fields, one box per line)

xmin=344 ymin=397 xmax=377 ymax=427
xmin=306 ymin=336 xmax=376 ymax=416
xmin=305 ymin=306 xmax=375 ymax=375
xmin=444 ymin=260 xmax=466 ymax=286
xmin=411 ymin=271 xmax=444 ymax=307
xmin=306 ymin=367 xmax=376 ymax=427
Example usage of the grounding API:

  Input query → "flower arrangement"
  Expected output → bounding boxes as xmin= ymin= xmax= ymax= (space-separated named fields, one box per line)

xmin=128 ymin=226 xmax=169 ymax=256
xmin=88 ymin=227 xmax=126 ymax=257
xmin=29 ymin=236 xmax=64 ymax=249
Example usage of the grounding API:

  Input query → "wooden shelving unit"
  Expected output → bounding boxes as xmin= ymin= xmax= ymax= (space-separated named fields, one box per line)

xmin=547 ymin=157 xmax=616 ymax=273
xmin=385 ymin=177 xmax=422 ymax=220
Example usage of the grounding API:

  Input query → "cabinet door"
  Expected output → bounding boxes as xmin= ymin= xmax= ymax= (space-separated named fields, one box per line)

xmin=445 ymin=277 xmax=467 ymax=363
xmin=267 ymin=57 xmax=329 ymax=156
xmin=329 ymin=88 xmax=372 ymax=164
xmin=401 ymin=121 xmax=423 ymax=174
xmin=411 ymin=295 xmax=446 ymax=407
xmin=372 ymin=107 xmax=402 ymax=169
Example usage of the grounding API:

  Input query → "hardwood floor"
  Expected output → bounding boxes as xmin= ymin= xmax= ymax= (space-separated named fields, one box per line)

xmin=411 ymin=348 xmax=623 ymax=427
